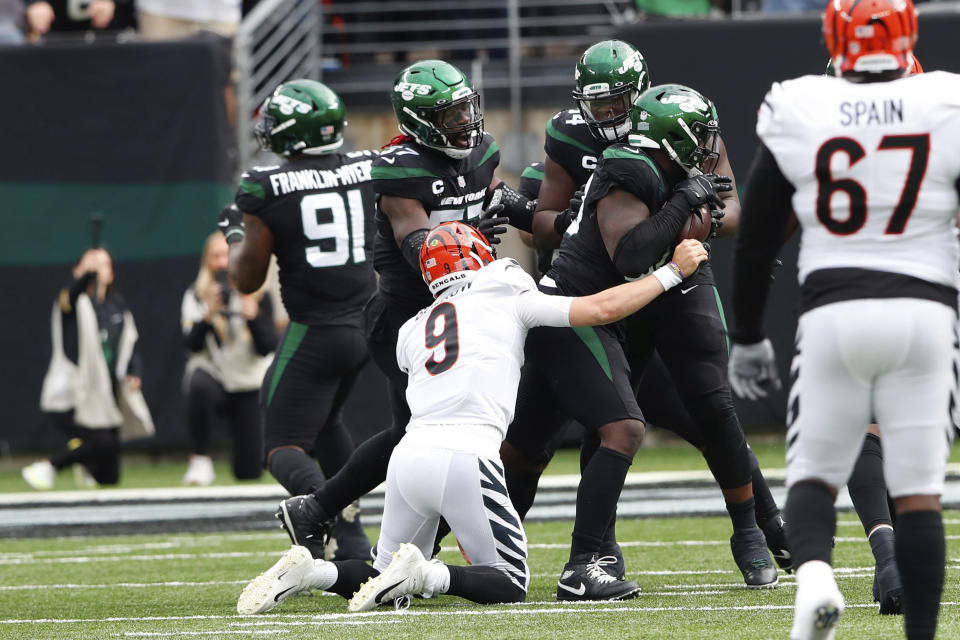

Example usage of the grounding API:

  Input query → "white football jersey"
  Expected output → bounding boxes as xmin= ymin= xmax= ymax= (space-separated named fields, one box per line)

xmin=758 ymin=72 xmax=960 ymax=287
xmin=396 ymin=259 xmax=573 ymax=442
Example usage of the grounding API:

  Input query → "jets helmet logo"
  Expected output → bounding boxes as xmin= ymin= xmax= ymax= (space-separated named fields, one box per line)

xmin=272 ymin=94 xmax=312 ymax=116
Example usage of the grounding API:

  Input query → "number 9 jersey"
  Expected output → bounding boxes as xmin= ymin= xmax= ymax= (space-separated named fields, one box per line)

xmin=758 ymin=72 xmax=960 ymax=289
xmin=395 ymin=259 xmax=572 ymax=446
xmin=235 ymin=150 xmax=378 ymax=325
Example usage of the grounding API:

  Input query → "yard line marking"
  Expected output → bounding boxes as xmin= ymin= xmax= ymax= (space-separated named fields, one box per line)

xmin=7 ymin=602 xmax=960 ymax=626
xmin=0 ymin=551 xmax=278 ymax=565
xmin=116 ymin=632 xmax=290 ymax=637
xmin=0 ymin=580 xmax=248 ymax=591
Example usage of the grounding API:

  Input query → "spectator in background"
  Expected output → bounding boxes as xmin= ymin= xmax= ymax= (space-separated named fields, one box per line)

xmin=25 ymin=247 xmax=153 ymax=490
xmin=25 ymin=0 xmax=133 ymax=37
xmin=180 ymin=230 xmax=277 ymax=486
xmin=137 ymin=0 xmax=240 ymax=40
xmin=0 ymin=0 xmax=26 ymax=44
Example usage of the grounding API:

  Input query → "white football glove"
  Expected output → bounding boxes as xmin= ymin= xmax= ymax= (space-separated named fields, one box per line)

xmin=728 ymin=338 xmax=781 ymax=401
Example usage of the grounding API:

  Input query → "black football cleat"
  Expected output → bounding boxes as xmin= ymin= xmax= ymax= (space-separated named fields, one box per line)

xmin=556 ymin=553 xmax=641 ymax=601
xmin=730 ymin=527 xmax=779 ymax=589
xmin=598 ymin=539 xmax=626 ymax=580
xmin=873 ymin=562 xmax=903 ymax=615
xmin=276 ymin=494 xmax=333 ymax=560
xmin=761 ymin=513 xmax=793 ymax=573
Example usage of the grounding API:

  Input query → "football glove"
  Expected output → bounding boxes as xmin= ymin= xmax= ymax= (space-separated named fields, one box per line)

xmin=728 ymin=338 xmax=781 ymax=401
xmin=554 ymin=189 xmax=584 ymax=235
xmin=218 ymin=203 xmax=245 ymax=245
xmin=674 ymin=173 xmax=731 ymax=211
xmin=476 ymin=204 xmax=509 ymax=248
xmin=708 ymin=207 xmax=725 ymax=239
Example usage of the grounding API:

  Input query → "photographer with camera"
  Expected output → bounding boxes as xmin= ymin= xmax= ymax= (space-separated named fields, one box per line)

xmin=26 ymin=244 xmax=153 ymax=490
xmin=180 ymin=230 xmax=278 ymax=485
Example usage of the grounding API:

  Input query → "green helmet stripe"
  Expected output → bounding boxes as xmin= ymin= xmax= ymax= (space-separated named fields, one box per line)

xmin=371 ymin=165 xmax=440 ymax=180
xmin=546 ymin=120 xmax=595 ymax=155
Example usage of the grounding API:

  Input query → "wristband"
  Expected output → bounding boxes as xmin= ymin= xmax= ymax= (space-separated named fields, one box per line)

xmin=224 ymin=227 xmax=245 ymax=245
xmin=668 ymin=261 xmax=684 ymax=279
xmin=652 ymin=264 xmax=683 ymax=291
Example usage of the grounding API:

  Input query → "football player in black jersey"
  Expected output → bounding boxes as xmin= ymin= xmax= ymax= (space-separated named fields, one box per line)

xmin=272 ymin=61 xmax=538 ymax=590
xmin=219 ymin=79 xmax=377 ymax=561
xmin=507 ymin=84 xmax=780 ymax=600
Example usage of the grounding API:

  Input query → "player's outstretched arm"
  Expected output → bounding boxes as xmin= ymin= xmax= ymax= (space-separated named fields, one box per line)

xmin=381 ymin=195 xmax=431 ymax=270
xmin=569 ymin=239 xmax=708 ymax=327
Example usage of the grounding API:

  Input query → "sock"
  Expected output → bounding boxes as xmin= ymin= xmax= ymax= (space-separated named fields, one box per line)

xmin=314 ymin=419 xmax=355 ymax=478
xmin=570 ymin=447 xmax=632 ymax=560
xmin=328 ymin=559 xmax=377 ymax=599
xmin=895 ymin=510 xmax=944 ymax=640
xmin=847 ymin=433 xmax=894 ymax=535
xmin=747 ymin=448 xmax=780 ymax=525
xmin=600 ymin=514 xmax=618 ymax=552
xmin=424 ymin=561 xmax=451 ymax=595
xmin=447 ymin=565 xmax=524 ymax=603
xmin=727 ymin=496 xmax=758 ymax=531
xmin=307 ymin=559 xmax=339 ymax=590
xmin=868 ymin=524 xmax=896 ymax=568
xmin=580 ymin=430 xmax=600 ymax=473
xmin=313 ymin=425 xmax=404 ymax=515
xmin=268 ymin=447 xmax=326 ymax=496
xmin=784 ymin=481 xmax=836 ymax=567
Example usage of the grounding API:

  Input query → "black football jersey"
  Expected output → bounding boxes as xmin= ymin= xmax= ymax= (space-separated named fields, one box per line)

xmin=235 ymin=150 xmax=378 ymax=326
xmin=518 ymin=161 xmax=544 ymax=200
xmin=371 ymin=133 xmax=499 ymax=313
xmin=550 ymin=144 xmax=713 ymax=297
xmin=544 ymin=109 xmax=606 ymax=189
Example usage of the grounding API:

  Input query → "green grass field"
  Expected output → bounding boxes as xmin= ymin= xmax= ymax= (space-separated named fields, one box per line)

xmin=3 ymin=438 xmax=959 ymax=638
xmin=1 ymin=514 xmax=958 ymax=639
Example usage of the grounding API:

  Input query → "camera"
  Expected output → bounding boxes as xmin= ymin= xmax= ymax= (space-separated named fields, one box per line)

xmin=214 ymin=269 xmax=231 ymax=308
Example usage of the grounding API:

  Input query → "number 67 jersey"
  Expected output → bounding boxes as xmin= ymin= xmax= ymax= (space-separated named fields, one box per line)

xmin=758 ymin=71 xmax=960 ymax=288
xmin=395 ymin=259 xmax=573 ymax=444
xmin=235 ymin=149 xmax=378 ymax=326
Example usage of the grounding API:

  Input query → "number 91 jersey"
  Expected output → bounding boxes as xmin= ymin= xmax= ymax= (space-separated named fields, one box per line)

xmin=235 ymin=150 xmax=378 ymax=325
xmin=758 ymin=72 xmax=960 ymax=288
xmin=372 ymin=134 xmax=500 ymax=313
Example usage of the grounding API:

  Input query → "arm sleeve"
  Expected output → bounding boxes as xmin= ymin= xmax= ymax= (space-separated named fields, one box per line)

xmin=612 ymin=193 xmax=691 ymax=279
xmin=731 ymin=142 xmax=796 ymax=344
xmin=247 ymin=295 xmax=279 ymax=356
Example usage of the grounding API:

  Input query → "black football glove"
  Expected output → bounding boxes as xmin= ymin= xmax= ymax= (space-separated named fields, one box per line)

xmin=554 ymin=189 xmax=584 ymax=235
xmin=674 ymin=173 xmax=732 ymax=211
xmin=708 ymin=207 xmax=725 ymax=239
xmin=218 ymin=203 xmax=245 ymax=245
xmin=476 ymin=204 xmax=509 ymax=249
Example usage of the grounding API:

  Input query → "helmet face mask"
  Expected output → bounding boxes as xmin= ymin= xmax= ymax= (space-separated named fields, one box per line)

xmin=419 ymin=222 xmax=495 ymax=297
xmin=823 ymin=0 xmax=918 ymax=77
xmin=573 ymin=40 xmax=650 ymax=142
xmin=255 ymin=79 xmax=346 ymax=157
xmin=627 ymin=84 xmax=720 ymax=176
xmin=393 ymin=61 xmax=484 ymax=159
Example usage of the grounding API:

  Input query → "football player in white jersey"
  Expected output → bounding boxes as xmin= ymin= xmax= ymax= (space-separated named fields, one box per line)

xmin=728 ymin=0 xmax=960 ymax=638
xmin=236 ymin=222 xmax=707 ymax=614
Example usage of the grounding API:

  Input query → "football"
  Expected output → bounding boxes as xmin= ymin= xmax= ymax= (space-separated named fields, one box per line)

xmin=675 ymin=205 xmax=712 ymax=243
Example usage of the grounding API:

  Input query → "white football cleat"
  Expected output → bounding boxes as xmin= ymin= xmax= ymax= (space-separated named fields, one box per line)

xmin=237 ymin=545 xmax=315 ymax=614
xmin=348 ymin=543 xmax=431 ymax=612
xmin=21 ymin=460 xmax=56 ymax=490
xmin=183 ymin=454 xmax=215 ymax=486
xmin=790 ymin=560 xmax=845 ymax=640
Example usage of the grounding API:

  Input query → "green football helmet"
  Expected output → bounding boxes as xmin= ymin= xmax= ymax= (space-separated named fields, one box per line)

xmin=255 ymin=79 xmax=346 ymax=156
xmin=391 ymin=60 xmax=483 ymax=159
xmin=627 ymin=84 xmax=720 ymax=176
xmin=573 ymin=40 xmax=650 ymax=142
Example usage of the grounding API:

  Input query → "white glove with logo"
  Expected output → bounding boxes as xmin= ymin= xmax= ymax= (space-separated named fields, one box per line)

xmin=728 ymin=338 xmax=781 ymax=401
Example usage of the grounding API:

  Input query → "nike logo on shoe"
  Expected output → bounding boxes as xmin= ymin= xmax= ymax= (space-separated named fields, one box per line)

xmin=274 ymin=585 xmax=297 ymax=602
xmin=557 ymin=581 xmax=586 ymax=596
xmin=680 ymin=285 xmax=699 ymax=295
xmin=375 ymin=579 xmax=407 ymax=604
